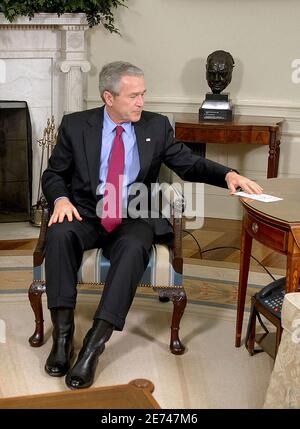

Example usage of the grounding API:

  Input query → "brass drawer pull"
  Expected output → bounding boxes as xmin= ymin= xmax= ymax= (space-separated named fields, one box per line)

xmin=252 ymin=223 xmax=259 ymax=234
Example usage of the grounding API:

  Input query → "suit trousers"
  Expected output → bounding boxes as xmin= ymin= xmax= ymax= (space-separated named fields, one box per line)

xmin=45 ymin=217 xmax=154 ymax=330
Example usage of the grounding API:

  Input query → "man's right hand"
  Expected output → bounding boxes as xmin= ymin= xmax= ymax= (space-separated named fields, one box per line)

xmin=48 ymin=197 xmax=83 ymax=226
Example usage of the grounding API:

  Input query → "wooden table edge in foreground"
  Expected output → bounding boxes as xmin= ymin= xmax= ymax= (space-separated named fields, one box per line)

xmin=0 ymin=379 xmax=160 ymax=409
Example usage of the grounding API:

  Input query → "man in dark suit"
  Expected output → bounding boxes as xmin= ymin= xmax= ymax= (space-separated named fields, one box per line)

xmin=42 ymin=61 xmax=262 ymax=390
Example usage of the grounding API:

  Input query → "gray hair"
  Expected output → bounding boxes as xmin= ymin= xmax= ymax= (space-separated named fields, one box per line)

xmin=99 ymin=61 xmax=144 ymax=101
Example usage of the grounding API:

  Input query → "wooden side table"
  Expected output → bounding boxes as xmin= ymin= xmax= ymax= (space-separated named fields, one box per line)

xmin=235 ymin=178 xmax=300 ymax=348
xmin=174 ymin=113 xmax=284 ymax=178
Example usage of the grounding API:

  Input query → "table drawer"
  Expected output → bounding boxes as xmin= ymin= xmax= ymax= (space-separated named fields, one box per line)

xmin=245 ymin=213 xmax=288 ymax=252
xmin=175 ymin=126 xmax=225 ymax=143
xmin=225 ymin=130 xmax=270 ymax=144
xmin=251 ymin=130 xmax=270 ymax=145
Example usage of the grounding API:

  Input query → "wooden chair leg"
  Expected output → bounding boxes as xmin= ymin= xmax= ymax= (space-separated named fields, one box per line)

xmin=245 ymin=296 xmax=257 ymax=355
xmin=170 ymin=288 xmax=187 ymax=355
xmin=28 ymin=282 xmax=46 ymax=347
xmin=158 ymin=295 xmax=170 ymax=303
xmin=156 ymin=287 xmax=187 ymax=355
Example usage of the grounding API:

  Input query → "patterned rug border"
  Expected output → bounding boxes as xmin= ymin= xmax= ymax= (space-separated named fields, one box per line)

xmin=0 ymin=291 xmax=239 ymax=323
xmin=0 ymin=288 xmax=247 ymax=314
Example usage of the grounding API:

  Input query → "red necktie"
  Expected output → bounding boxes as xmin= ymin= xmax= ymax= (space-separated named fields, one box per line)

xmin=101 ymin=125 xmax=125 ymax=232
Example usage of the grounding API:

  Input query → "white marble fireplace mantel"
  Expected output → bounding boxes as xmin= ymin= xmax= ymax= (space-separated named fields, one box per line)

xmin=0 ymin=13 xmax=92 ymax=204
xmin=0 ymin=12 xmax=88 ymax=26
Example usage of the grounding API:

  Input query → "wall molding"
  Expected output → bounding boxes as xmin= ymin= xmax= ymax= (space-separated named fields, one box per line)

xmin=87 ymin=96 xmax=300 ymax=136
xmin=87 ymin=95 xmax=300 ymax=114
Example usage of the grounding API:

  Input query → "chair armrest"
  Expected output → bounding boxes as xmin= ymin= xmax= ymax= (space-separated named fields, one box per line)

xmin=33 ymin=207 xmax=50 ymax=267
xmin=172 ymin=215 xmax=183 ymax=273
xmin=162 ymin=183 xmax=185 ymax=214
xmin=161 ymin=183 xmax=185 ymax=274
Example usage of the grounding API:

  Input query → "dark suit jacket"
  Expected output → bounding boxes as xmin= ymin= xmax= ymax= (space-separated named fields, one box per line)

xmin=42 ymin=106 xmax=232 ymax=237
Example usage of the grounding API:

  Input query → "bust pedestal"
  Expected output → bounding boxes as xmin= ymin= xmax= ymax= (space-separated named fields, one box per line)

xmin=199 ymin=93 xmax=233 ymax=121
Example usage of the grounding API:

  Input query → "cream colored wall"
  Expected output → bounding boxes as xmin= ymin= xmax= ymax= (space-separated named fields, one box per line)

xmin=86 ymin=0 xmax=300 ymax=219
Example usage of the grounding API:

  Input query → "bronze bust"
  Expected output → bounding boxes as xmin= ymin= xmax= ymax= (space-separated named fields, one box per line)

xmin=206 ymin=50 xmax=235 ymax=94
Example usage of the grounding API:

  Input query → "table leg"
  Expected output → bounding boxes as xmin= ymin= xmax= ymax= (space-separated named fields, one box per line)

xmin=236 ymin=226 xmax=253 ymax=347
xmin=267 ymin=132 xmax=280 ymax=178
xmin=286 ymin=256 xmax=300 ymax=293
xmin=274 ymin=140 xmax=280 ymax=177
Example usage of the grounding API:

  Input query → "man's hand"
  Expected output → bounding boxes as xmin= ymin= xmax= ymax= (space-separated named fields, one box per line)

xmin=225 ymin=171 xmax=263 ymax=195
xmin=48 ymin=197 xmax=83 ymax=226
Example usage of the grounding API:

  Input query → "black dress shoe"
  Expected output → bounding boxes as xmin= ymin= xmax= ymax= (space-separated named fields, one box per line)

xmin=65 ymin=319 xmax=113 ymax=389
xmin=45 ymin=308 xmax=74 ymax=377
xmin=45 ymin=339 xmax=74 ymax=377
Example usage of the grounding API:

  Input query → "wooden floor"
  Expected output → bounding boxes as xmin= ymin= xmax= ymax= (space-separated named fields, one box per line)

xmin=0 ymin=217 xmax=287 ymax=281
xmin=0 ymin=238 xmax=36 ymax=253
xmin=182 ymin=217 xmax=286 ymax=272
xmin=0 ymin=218 xmax=286 ymax=309
xmin=0 ymin=217 xmax=286 ymax=270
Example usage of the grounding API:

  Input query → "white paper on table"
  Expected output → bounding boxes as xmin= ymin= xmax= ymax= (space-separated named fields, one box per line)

xmin=233 ymin=192 xmax=283 ymax=203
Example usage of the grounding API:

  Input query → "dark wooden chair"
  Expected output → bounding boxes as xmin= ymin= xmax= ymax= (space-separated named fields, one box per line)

xmin=28 ymin=180 xmax=187 ymax=355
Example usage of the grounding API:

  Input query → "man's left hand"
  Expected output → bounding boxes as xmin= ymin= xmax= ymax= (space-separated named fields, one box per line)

xmin=225 ymin=171 xmax=263 ymax=195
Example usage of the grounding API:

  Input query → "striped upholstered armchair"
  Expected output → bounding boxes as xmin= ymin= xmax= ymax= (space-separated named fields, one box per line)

xmin=28 ymin=178 xmax=187 ymax=355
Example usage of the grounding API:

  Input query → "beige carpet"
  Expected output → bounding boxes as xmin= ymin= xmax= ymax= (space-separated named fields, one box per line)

xmin=0 ymin=292 xmax=274 ymax=408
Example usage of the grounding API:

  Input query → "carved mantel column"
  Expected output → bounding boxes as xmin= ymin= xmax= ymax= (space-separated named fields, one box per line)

xmin=58 ymin=25 xmax=91 ymax=113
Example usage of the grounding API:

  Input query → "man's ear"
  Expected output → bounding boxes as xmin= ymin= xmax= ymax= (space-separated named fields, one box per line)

xmin=103 ymin=90 xmax=114 ymax=107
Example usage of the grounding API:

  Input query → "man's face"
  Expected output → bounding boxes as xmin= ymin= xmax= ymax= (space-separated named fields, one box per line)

xmin=206 ymin=59 xmax=233 ymax=94
xmin=104 ymin=75 xmax=146 ymax=123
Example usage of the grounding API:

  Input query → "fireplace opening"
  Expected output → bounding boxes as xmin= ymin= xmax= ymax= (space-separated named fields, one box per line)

xmin=0 ymin=101 xmax=32 ymax=222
